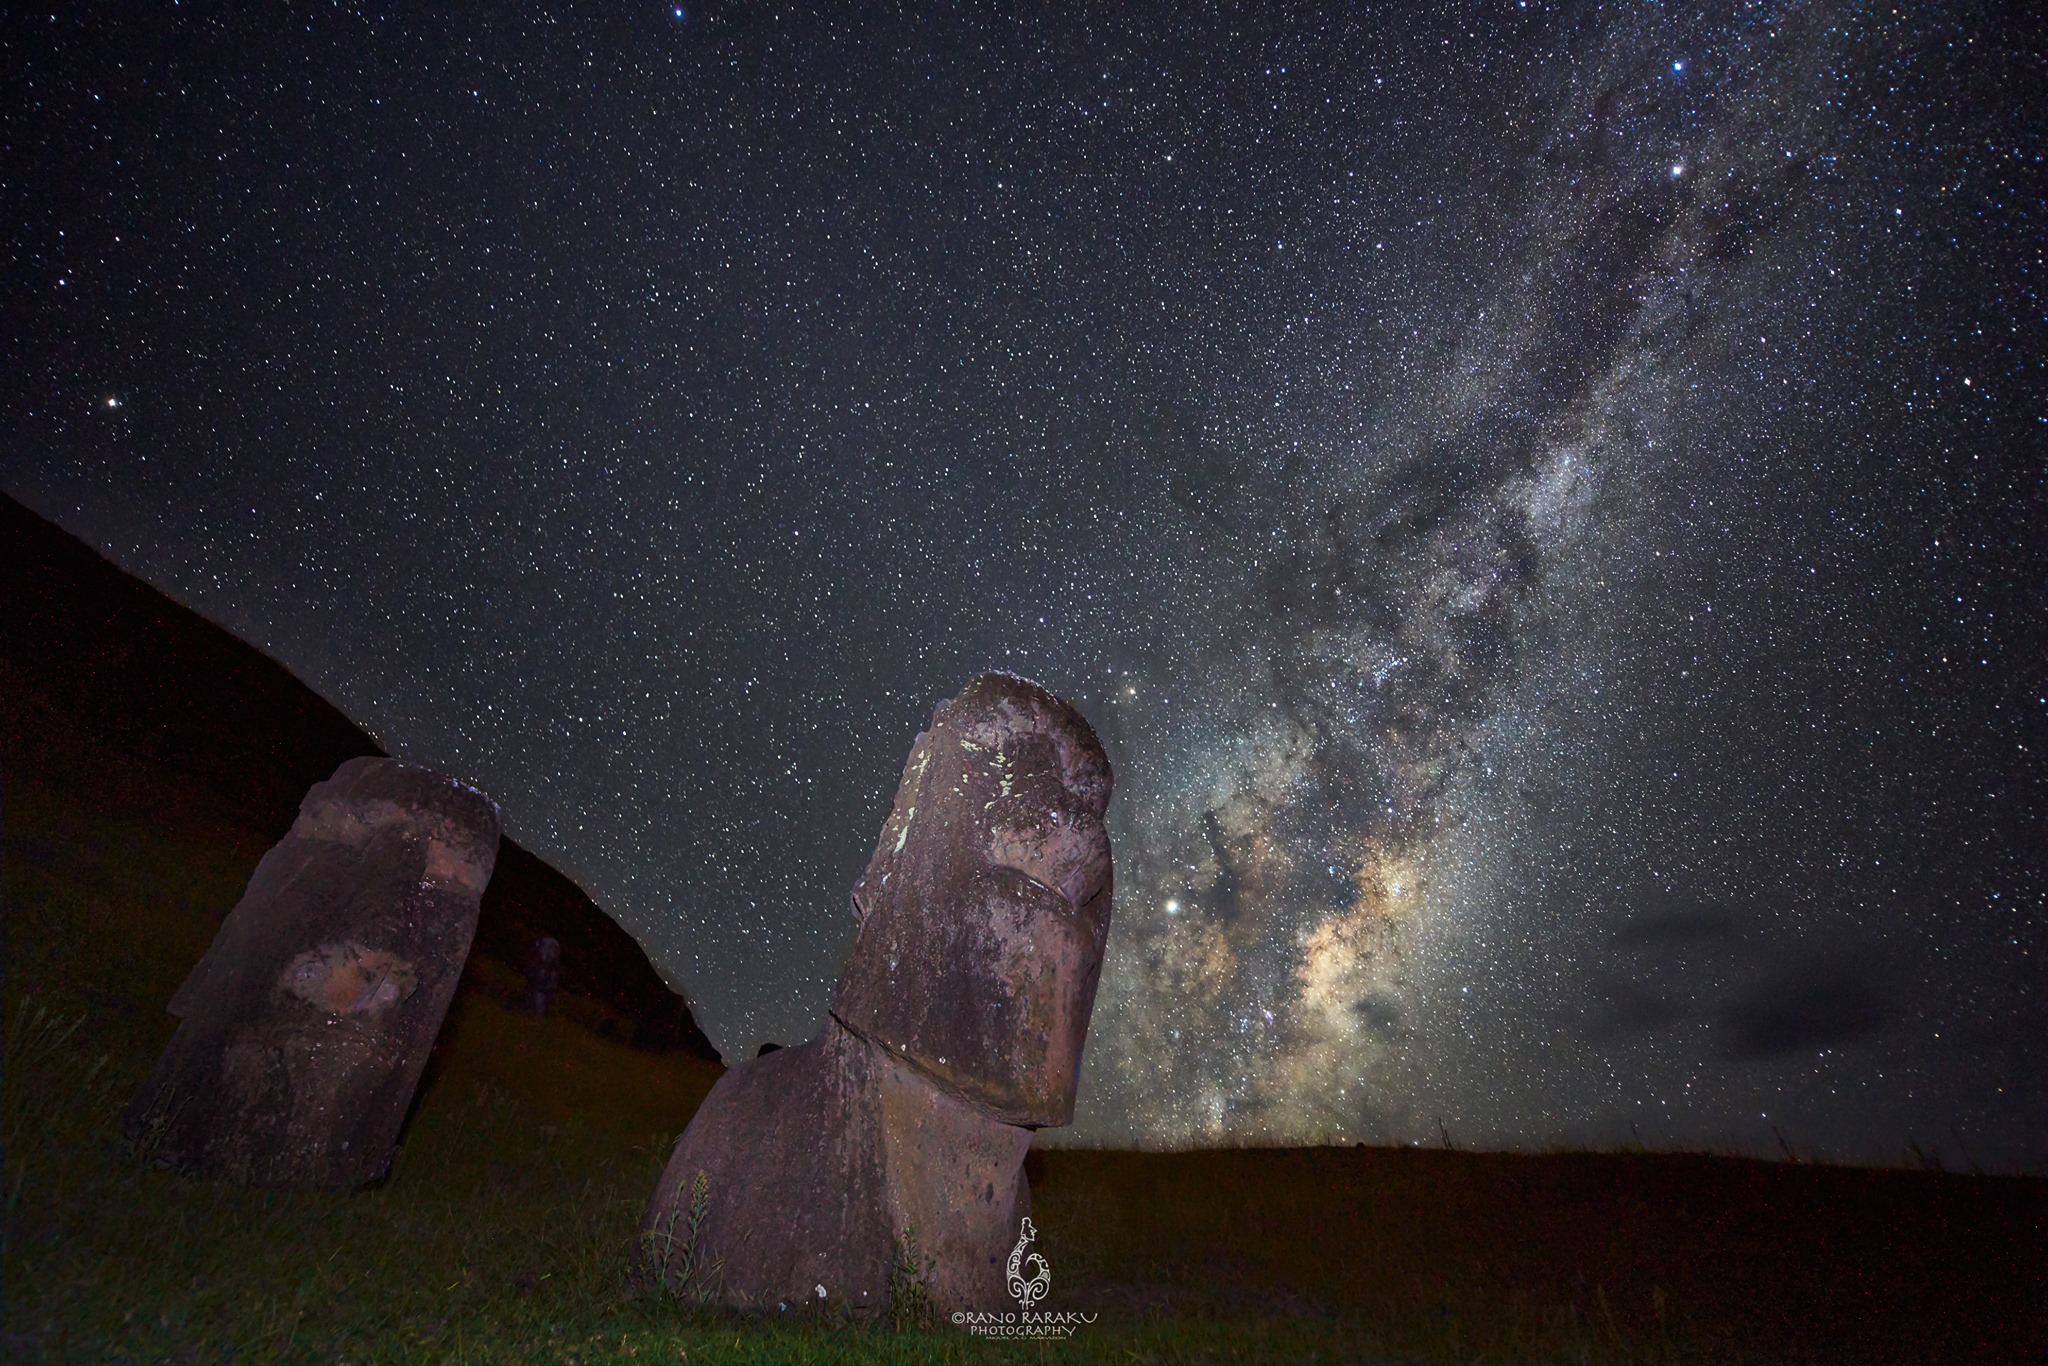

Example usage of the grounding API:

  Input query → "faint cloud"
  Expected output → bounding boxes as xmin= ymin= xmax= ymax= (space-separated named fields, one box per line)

xmin=1583 ymin=979 xmax=1683 ymax=1041
xmin=1718 ymin=958 xmax=1894 ymax=1059
xmin=1610 ymin=901 xmax=1746 ymax=948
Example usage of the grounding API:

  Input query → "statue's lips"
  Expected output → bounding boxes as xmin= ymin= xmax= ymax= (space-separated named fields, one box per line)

xmin=837 ymin=865 xmax=1105 ymax=1129
xmin=985 ymin=814 xmax=1110 ymax=911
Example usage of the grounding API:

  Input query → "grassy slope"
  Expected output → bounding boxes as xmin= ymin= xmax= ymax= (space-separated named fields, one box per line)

xmin=1028 ymin=1145 xmax=2046 ymax=1363
xmin=5 ymin=668 xmax=2046 ymax=1364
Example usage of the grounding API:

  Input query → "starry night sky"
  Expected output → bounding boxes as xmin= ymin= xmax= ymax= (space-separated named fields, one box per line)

xmin=7 ymin=2 xmax=2043 ymax=1166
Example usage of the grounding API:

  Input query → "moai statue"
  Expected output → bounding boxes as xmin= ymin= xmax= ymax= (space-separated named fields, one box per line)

xmin=123 ymin=756 xmax=499 ymax=1188
xmin=641 ymin=672 xmax=1113 ymax=1314
xmin=517 ymin=934 xmax=562 ymax=1016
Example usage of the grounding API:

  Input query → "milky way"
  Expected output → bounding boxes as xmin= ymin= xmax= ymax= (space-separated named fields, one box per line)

xmin=1082 ymin=3 xmax=1862 ymax=1145
xmin=7 ymin=2 xmax=2041 ymax=1166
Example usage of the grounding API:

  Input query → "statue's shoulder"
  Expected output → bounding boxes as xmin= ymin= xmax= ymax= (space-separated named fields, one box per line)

xmin=675 ymin=1030 xmax=880 ymax=1177
xmin=653 ymin=1028 xmax=894 ymax=1309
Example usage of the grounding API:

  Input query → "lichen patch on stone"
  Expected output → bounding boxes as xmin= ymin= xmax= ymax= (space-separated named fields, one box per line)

xmin=281 ymin=942 xmax=419 ymax=1016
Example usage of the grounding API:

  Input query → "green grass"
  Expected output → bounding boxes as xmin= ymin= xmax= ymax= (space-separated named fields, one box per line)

xmin=0 ymin=1005 xmax=1496 ymax=1366
xmin=5 ymin=685 xmax=2044 ymax=1364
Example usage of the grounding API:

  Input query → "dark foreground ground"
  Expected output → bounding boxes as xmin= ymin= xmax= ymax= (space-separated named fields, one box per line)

xmin=5 ymin=502 xmax=2045 ymax=1364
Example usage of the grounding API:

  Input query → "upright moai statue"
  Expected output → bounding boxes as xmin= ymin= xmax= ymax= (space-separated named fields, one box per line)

xmin=123 ymin=756 xmax=500 ymax=1188
xmin=517 ymin=934 xmax=561 ymax=1016
xmin=641 ymin=672 xmax=1113 ymax=1313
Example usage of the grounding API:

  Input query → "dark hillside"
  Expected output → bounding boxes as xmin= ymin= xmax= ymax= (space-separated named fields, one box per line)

xmin=0 ymin=491 xmax=718 ymax=1061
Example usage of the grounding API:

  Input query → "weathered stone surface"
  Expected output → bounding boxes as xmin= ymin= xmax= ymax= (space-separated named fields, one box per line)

xmin=642 ymin=673 xmax=1111 ymax=1313
xmin=123 ymin=756 xmax=500 ymax=1187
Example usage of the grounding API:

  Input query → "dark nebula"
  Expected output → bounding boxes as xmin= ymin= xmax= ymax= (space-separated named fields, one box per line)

xmin=5 ymin=2 xmax=2041 ymax=1166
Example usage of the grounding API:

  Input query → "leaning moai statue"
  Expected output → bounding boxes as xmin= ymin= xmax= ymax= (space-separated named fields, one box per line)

xmin=641 ymin=672 xmax=1113 ymax=1314
xmin=123 ymin=756 xmax=499 ymax=1188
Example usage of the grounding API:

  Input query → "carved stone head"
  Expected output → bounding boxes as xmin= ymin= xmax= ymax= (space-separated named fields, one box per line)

xmin=831 ymin=672 xmax=1113 ymax=1127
